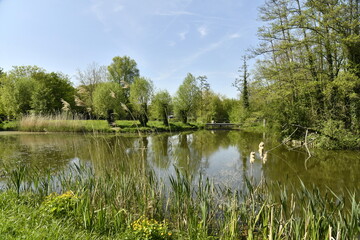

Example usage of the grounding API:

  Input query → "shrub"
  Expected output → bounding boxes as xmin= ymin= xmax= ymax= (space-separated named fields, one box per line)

xmin=128 ymin=216 xmax=173 ymax=240
xmin=317 ymin=119 xmax=360 ymax=149
xmin=41 ymin=190 xmax=79 ymax=218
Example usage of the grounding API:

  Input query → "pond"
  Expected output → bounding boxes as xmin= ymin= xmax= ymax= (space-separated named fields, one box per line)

xmin=0 ymin=130 xmax=359 ymax=194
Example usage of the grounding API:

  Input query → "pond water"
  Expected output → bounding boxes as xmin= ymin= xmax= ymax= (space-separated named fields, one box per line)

xmin=0 ymin=130 xmax=359 ymax=194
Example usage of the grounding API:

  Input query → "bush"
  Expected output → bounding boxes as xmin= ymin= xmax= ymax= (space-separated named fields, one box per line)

xmin=317 ymin=119 xmax=360 ymax=149
xmin=41 ymin=191 xmax=79 ymax=218
xmin=127 ymin=216 xmax=173 ymax=240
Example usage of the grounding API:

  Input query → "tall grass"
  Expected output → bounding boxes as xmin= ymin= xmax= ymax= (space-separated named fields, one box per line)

xmin=19 ymin=114 xmax=111 ymax=132
xmin=1 ymin=161 xmax=359 ymax=239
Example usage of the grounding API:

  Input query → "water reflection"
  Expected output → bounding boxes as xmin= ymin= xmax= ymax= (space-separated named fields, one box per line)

xmin=0 ymin=131 xmax=359 ymax=194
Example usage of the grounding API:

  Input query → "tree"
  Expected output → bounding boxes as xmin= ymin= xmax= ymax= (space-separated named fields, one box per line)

xmin=75 ymin=62 xmax=108 ymax=115
xmin=129 ymin=77 xmax=153 ymax=126
xmin=234 ymin=56 xmax=250 ymax=110
xmin=92 ymin=82 xmax=127 ymax=119
xmin=31 ymin=72 xmax=75 ymax=114
xmin=197 ymin=75 xmax=211 ymax=122
xmin=151 ymin=90 xmax=172 ymax=126
xmin=253 ymin=0 xmax=360 ymax=135
xmin=108 ymin=56 xmax=139 ymax=93
xmin=174 ymin=73 xmax=201 ymax=123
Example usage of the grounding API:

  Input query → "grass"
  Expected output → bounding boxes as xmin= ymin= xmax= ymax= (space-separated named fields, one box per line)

xmin=0 ymin=121 xmax=18 ymax=131
xmin=0 ymin=161 xmax=359 ymax=240
xmin=115 ymin=120 xmax=204 ymax=133
xmin=0 ymin=115 xmax=204 ymax=133
xmin=17 ymin=114 xmax=111 ymax=133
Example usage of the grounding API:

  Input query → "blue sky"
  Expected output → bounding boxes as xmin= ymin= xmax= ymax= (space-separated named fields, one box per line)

xmin=0 ymin=0 xmax=264 ymax=98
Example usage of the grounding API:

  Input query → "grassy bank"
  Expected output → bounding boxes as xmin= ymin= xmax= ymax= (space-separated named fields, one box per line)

xmin=0 ymin=163 xmax=359 ymax=239
xmin=0 ymin=115 xmax=204 ymax=133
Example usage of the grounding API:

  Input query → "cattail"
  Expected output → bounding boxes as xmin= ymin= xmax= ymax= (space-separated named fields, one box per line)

xmin=262 ymin=151 xmax=268 ymax=164
xmin=259 ymin=141 xmax=265 ymax=148
xmin=259 ymin=147 xmax=264 ymax=158
xmin=250 ymin=152 xmax=256 ymax=164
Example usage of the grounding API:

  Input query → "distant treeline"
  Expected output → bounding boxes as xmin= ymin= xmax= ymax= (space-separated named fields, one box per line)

xmin=0 ymin=58 xmax=242 ymax=127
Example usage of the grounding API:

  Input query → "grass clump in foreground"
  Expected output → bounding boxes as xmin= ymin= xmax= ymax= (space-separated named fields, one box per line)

xmin=1 ymin=163 xmax=359 ymax=239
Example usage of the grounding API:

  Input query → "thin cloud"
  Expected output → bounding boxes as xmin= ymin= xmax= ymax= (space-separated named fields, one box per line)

xmin=113 ymin=4 xmax=124 ymax=12
xmin=198 ymin=26 xmax=208 ymax=37
xmin=179 ymin=31 xmax=188 ymax=40
xmin=229 ymin=33 xmax=241 ymax=39
xmin=89 ymin=0 xmax=125 ymax=31
xmin=156 ymin=11 xmax=194 ymax=16
xmin=156 ymin=33 xmax=239 ymax=82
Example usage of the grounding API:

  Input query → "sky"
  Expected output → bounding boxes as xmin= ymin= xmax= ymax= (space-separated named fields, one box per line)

xmin=0 ymin=0 xmax=264 ymax=99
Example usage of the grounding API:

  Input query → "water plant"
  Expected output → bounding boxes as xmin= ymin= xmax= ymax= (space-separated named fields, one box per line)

xmin=0 ymin=161 xmax=358 ymax=239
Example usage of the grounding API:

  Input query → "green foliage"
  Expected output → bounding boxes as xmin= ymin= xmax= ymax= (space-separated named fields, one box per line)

xmin=129 ymin=77 xmax=153 ymax=126
xmin=128 ymin=216 xmax=173 ymax=240
xmin=174 ymin=73 xmax=200 ymax=124
xmin=0 ymin=74 xmax=35 ymax=118
xmin=0 ymin=162 xmax=359 ymax=239
xmin=150 ymin=90 xmax=172 ymax=126
xmin=0 ymin=66 xmax=75 ymax=118
xmin=30 ymin=72 xmax=75 ymax=114
xmin=41 ymin=191 xmax=79 ymax=218
xmin=316 ymin=119 xmax=360 ymax=150
xmin=0 ymin=121 xmax=18 ymax=131
xmin=93 ymin=82 xmax=127 ymax=119
xmin=108 ymin=56 xmax=139 ymax=88
xmin=234 ymin=55 xmax=250 ymax=110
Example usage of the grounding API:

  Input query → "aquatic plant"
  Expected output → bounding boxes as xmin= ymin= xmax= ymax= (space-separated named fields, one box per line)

xmin=0 ymin=162 xmax=358 ymax=239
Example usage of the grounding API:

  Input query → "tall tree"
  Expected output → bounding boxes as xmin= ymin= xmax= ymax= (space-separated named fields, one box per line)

xmin=253 ymin=0 xmax=360 ymax=135
xmin=108 ymin=56 xmax=139 ymax=90
xmin=92 ymin=82 xmax=127 ymax=119
xmin=31 ymin=72 xmax=75 ymax=113
xmin=129 ymin=77 xmax=153 ymax=126
xmin=151 ymin=90 xmax=172 ymax=126
xmin=75 ymin=62 xmax=108 ymax=116
xmin=174 ymin=73 xmax=201 ymax=123
xmin=197 ymin=75 xmax=211 ymax=122
xmin=234 ymin=56 xmax=250 ymax=110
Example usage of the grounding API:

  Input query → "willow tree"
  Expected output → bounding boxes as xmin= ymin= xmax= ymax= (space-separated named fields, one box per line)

xmin=129 ymin=77 xmax=153 ymax=127
xmin=174 ymin=73 xmax=201 ymax=123
xmin=151 ymin=90 xmax=172 ymax=126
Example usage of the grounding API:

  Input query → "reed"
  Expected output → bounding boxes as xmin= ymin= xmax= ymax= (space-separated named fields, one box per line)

xmin=18 ymin=114 xmax=111 ymax=132
xmin=0 ymin=161 xmax=359 ymax=239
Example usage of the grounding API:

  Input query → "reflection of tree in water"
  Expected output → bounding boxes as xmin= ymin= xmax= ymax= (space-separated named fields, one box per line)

xmin=150 ymin=133 xmax=171 ymax=169
xmin=173 ymin=133 xmax=202 ymax=176
xmin=82 ymin=135 xmax=143 ymax=174
xmin=0 ymin=134 xmax=80 ymax=176
xmin=263 ymin=146 xmax=360 ymax=194
xmin=191 ymin=130 xmax=231 ymax=165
